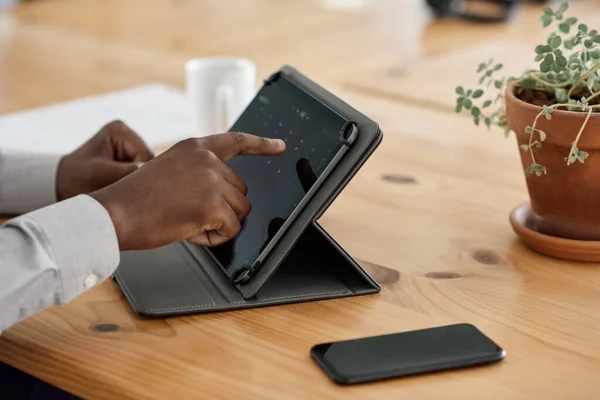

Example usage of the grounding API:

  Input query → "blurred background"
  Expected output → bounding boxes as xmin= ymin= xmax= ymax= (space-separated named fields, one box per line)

xmin=4 ymin=0 xmax=593 ymax=114
xmin=1 ymin=0 xmax=600 ymax=152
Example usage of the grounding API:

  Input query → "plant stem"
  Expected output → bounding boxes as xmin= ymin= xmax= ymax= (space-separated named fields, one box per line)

xmin=567 ymin=107 xmax=593 ymax=166
xmin=525 ymin=102 xmax=586 ymax=163
xmin=526 ymin=73 xmax=570 ymax=88
xmin=568 ymin=64 xmax=600 ymax=100
xmin=585 ymin=90 xmax=600 ymax=104
xmin=544 ymin=103 xmax=600 ymax=111
xmin=527 ymin=111 xmax=546 ymax=164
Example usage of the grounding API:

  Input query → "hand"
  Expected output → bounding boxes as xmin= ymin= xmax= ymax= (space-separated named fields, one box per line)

xmin=57 ymin=120 xmax=154 ymax=201
xmin=90 ymin=132 xmax=286 ymax=251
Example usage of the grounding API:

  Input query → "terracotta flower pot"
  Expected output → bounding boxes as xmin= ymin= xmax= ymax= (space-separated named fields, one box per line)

xmin=505 ymin=83 xmax=600 ymax=241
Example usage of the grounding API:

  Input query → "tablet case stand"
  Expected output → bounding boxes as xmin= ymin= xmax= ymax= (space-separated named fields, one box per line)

xmin=113 ymin=65 xmax=383 ymax=317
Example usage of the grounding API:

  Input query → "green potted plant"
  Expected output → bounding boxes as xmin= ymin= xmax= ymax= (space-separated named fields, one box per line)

xmin=455 ymin=1 xmax=600 ymax=243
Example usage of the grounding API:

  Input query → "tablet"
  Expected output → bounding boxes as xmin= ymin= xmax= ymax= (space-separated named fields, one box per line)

xmin=205 ymin=72 xmax=357 ymax=284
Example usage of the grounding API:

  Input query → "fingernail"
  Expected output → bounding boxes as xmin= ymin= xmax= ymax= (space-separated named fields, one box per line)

xmin=274 ymin=139 xmax=285 ymax=149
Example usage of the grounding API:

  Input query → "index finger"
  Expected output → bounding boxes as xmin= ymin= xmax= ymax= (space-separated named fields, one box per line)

xmin=205 ymin=132 xmax=286 ymax=161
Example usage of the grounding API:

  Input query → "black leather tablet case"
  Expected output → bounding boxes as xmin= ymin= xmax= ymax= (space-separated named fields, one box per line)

xmin=113 ymin=65 xmax=383 ymax=317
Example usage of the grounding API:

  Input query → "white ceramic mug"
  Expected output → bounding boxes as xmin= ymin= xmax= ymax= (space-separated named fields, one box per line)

xmin=185 ymin=57 xmax=256 ymax=137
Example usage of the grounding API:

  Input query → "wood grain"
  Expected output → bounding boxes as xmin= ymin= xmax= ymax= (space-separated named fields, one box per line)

xmin=2 ymin=0 xmax=600 ymax=399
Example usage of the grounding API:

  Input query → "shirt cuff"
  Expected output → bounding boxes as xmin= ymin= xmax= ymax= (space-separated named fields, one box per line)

xmin=0 ymin=150 xmax=62 ymax=215
xmin=9 ymin=194 xmax=120 ymax=303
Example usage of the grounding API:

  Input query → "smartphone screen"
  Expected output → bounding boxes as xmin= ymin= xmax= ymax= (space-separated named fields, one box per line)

xmin=311 ymin=323 xmax=505 ymax=384
xmin=206 ymin=75 xmax=349 ymax=281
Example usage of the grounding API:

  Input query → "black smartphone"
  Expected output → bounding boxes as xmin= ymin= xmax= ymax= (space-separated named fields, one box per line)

xmin=205 ymin=72 xmax=357 ymax=284
xmin=310 ymin=323 xmax=505 ymax=385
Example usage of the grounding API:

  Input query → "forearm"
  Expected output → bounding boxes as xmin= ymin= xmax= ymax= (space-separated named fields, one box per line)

xmin=0 ymin=148 xmax=62 ymax=214
xmin=0 ymin=195 xmax=120 ymax=333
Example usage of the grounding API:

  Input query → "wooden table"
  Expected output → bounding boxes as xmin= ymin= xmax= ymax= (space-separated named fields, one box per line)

xmin=2 ymin=0 xmax=600 ymax=399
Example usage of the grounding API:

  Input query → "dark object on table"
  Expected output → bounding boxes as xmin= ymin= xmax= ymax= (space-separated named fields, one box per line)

xmin=311 ymin=323 xmax=505 ymax=385
xmin=0 ymin=362 xmax=81 ymax=400
xmin=425 ymin=0 xmax=551 ymax=23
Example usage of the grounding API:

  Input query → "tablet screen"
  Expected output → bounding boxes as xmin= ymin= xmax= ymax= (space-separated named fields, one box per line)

xmin=207 ymin=75 xmax=348 ymax=279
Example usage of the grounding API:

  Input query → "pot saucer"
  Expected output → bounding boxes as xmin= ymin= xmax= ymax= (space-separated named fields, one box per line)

xmin=509 ymin=203 xmax=600 ymax=262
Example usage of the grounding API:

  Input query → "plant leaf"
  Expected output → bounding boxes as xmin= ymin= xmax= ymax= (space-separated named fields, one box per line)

xmin=482 ymin=100 xmax=492 ymax=108
xmin=552 ymin=62 xmax=562 ymax=73
xmin=520 ymin=144 xmax=529 ymax=152
xmin=594 ymin=35 xmax=600 ymax=44
xmin=543 ymin=7 xmax=554 ymax=16
xmin=580 ymin=23 xmax=589 ymax=34
xmin=526 ymin=162 xmax=547 ymax=176
xmin=541 ymin=62 xmax=552 ymax=73
xmin=542 ymin=105 xmax=553 ymax=120
xmin=557 ymin=71 xmax=569 ymax=81
xmin=568 ymin=148 xmax=577 ymax=163
xmin=565 ymin=39 xmax=575 ymax=50
xmin=565 ymin=16 xmax=577 ymax=25
xmin=521 ymin=77 xmax=537 ymax=88
xmin=588 ymin=76 xmax=597 ymax=93
xmin=559 ymin=23 xmax=569 ymax=34
xmin=558 ymin=2 xmax=568 ymax=13
xmin=550 ymin=35 xmax=562 ymax=48
xmin=556 ymin=55 xmax=568 ymax=67
xmin=538 ymin=130 xmax=547 ymax=142
xmin=537 ymin=164 xmax=547 ymax=176
xmin=456 ymin=86 xmax=465 ymax=95
xmin=479 ymin=76 xmax=486 ymax=85
xmin=472 ymin=89 xmax=484 ymax=98
xmin=525 ymin=126 xmax=533 ymax=134
xmin=485 ymin=117 xmax=492 ymax=128
xmin=542 ymin=14 xmax=553 ymax=28
xmin=471 ymin=107 xmax=481 ymax=117
xmin=535 ymin=141 xmax=543 ymax=149
xmin=555 ymin=88 xmax=567 ymax=103
xmin=477 ymin=63 xmax=486 ymax=73
xmin=493 ymin=63 xmax=503 ymax=71
xmin=582 ymin=51 xmax=590 ymax=63
xmin=464 ymin=99 xmax=472 ymax=109
xmin=585 ymin=39 xmax=594 ymax=48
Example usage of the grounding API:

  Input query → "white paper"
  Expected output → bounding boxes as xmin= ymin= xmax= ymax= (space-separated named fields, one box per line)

xmin=0 ymin=84 xmax=193 ymax=154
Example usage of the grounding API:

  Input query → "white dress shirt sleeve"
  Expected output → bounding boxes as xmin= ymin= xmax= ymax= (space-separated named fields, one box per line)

xmin=0 ymin=195 xmax=120 ymax=333
xmin=0 ymin=148 xmax=62 ymax=215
